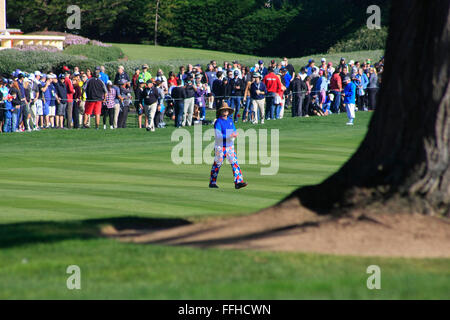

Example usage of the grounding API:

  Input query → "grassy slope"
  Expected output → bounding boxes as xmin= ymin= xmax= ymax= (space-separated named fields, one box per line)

xmin=116 ymin=43 xmax=383 ymax=72
xmin=1 ymin=112 xmax=449 ymax=299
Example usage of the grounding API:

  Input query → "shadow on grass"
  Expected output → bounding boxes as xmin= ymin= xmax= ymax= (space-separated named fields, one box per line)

xmin=0 ymin=216 xmax=191 ymax=249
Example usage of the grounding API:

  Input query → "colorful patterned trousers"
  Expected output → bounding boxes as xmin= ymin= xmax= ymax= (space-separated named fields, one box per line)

xmin=210 ymin=145 xmax=244 ymax=185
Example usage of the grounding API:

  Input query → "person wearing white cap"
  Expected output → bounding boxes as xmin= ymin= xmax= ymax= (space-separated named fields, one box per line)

xmin=250 ymin=72 xmax=266 ymax=124
xmin=342 ymin=76 xmax=356 ymax=125
xmin=30 ymin=72 xmax=43 ymax=130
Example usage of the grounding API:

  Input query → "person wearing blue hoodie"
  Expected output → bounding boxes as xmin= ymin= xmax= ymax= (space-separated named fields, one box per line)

xmin=354 ymin=68 xmax=369 ymax=111
xmin=342 ymin=76 xmax=356 ymax=125
xmin=3 ymin=95 xmax=15 ymax=132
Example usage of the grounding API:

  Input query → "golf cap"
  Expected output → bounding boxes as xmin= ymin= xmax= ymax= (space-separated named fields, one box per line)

xmin=340 ymin=57 xmax=346 ymax=61
xmin=233 ymin=60 xmax=238 ymax=64
xmin=73 ymin=71 xmax=80 ymax=76
xmin=252 ymin=72 xmax=261 ymax=78
xmin=17 ymin=73 xmax=24 ymax=79
xmin=59 ymin=74 xmax=65 ymax=79
xmin=321 ymin=58 xmax=326 ymax=62
xmin=146 ymin=79 xmax=153 ymax=84
xmin=142 ymin=64 xmax=149 ymax=69
xmin=138 ymin=79 xmax=145 ymax=84
xmin=349 ymin=60 xmax=355 ymax=65
xmin=343 ymin=76 xmax=351 ymax=82
xmin=34 ymin=71 xmax=42 ymax=76
xmin=258 ymin=60 xmax=264 ymax=64
xmin=308 ymin=59 xmax=314 ymax=63
xmin=95 ymin=66 xmax=101 ymax=71
xmin=234 ymin=70 xmax=239 ymax=76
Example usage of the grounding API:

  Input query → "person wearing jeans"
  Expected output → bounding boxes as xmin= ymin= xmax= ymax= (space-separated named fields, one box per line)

xmin=263 ymin=67 xmax=282 ymax=120
xmin=171 ymin=79 xmax=186 ymax=128
xmin=329 ymin=70 xmax=342 ymax=113
xmin=229 ymin=70 xmax=244 ymax=122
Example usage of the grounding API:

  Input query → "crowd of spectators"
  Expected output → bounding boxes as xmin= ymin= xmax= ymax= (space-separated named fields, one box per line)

xmin=0 ymin=56 xmax=383 ymax=133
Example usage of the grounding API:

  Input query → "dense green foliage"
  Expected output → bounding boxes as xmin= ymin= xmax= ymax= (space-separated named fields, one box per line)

xmin=62 ymin=44 xmax=125 ymax=61
xmin=328 ymin=26 xmax=388 ymax=53
xmin=7 ymin=0 xmax=390 ymax=56
xmin=0 ymin=49 xmax=100 ymax=76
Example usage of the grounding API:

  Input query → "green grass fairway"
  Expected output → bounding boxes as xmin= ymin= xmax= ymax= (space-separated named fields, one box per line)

xmin=1 ymin=112 xmax=449 ymax=299
xmin=117 ymin=43 xmax=257 ymax=62
xmin=115 ymin=43 xmax=383 ymax=72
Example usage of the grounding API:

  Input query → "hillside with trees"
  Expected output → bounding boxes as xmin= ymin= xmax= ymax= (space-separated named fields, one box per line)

xmin=7 ymin=0 xmax=390 ymax=57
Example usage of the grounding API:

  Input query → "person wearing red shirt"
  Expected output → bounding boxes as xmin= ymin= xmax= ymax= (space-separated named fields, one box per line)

xmin=64 ymin=72 xmax=75 ymax=128
xmin=263 ymin=67 xmax=282 ymax=120
xmin=329 ymin=70 xmax=343 ymax=113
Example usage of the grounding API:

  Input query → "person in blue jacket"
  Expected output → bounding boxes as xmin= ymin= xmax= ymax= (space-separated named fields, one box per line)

xmin=3 ymin=95 xmax=15 ymax=132
xmin=342 ymin=76 xmax=356 ymax=125
xmin=209 ymin=102 xmax=248 ymax=189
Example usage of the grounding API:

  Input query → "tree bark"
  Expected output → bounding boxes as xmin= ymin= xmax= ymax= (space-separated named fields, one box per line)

xmin=288 ymin=0 xmax=450 ymax=216
xmin=154 ymin=0 xmax=160 ymax=46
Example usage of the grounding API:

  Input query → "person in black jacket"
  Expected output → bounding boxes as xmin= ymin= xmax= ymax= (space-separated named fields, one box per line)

xmin=114 ymin=65 xmax=130 ymax=85
xmin=229 ymin=70 xmax=243 ymax=122
xmin=183 ymin=79 xmax=195 ymax=126
xmin=55 ymin=74 xmax=68 ymax=128
xmin=83 ymin=67 xmax=107 ymax=129
xmin=171 ymin=78 xmax=186 ymax=128
xmin=290 ymin=73 xmax=307 ymax=117
xmin=212 ymin=71 xmax=223 ymax=108
xmin=139 ymin=80 xmax=159 ymax=132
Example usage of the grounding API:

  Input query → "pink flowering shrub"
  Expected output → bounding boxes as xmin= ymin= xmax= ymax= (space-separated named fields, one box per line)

xmin=27 ymin=31 xmax=112 ymax=48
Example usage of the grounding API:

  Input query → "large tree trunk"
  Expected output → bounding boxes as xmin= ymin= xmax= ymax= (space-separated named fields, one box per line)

xmin=288 ymin=1 xmax=450 ymax=216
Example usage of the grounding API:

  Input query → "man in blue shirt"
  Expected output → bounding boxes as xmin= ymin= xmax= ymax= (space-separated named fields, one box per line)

xmin=99 ymin=66 xmax=110 ymax=85
xmin=342 ymin=76 xmax=356 ymax=125
xmin=209 ymin=103 xmax=247 ymax=189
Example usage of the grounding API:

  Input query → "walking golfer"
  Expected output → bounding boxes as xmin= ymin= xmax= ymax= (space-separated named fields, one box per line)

xmin=342 ymin=76 xmax=356 ymax=125
xmin=209 ymin=102 xmax=248 ymax=189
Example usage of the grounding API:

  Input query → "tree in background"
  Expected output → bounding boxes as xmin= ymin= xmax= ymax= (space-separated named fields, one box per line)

xmin=7 ymin=0 xmax=390 ymax=56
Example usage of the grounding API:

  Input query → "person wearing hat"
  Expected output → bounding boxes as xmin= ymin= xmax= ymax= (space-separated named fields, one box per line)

xmin=140 ymin=79 xmax=159 ymax=131
xmin=29 ymin=71 xmax=43 ymax=130
xmin=232 ymin=61 xmax=242 ymax=79
xmin=118 ymin=79 xmax=132 ymax=128
xmin=229 ymin=70 xmax=244 ymax=122
xmin=2 ymin=94 xmax=16 ymax=132
xmin=342 ymin=76 xmax=356 ymax=125
xmin=138 ymin=64 xmax=152 ymax=84
xmin=183 ymin=78 xmax=195 ymax=126
xmin=55 ymin=74 xmax=68 ymax=129
xmin=249 ymin=72 xmax=266 ymax=124
xmin=136 ymin=78 xmax=146 ymax=128
xmin=209 ymin=102 xmax=248 ymax=189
